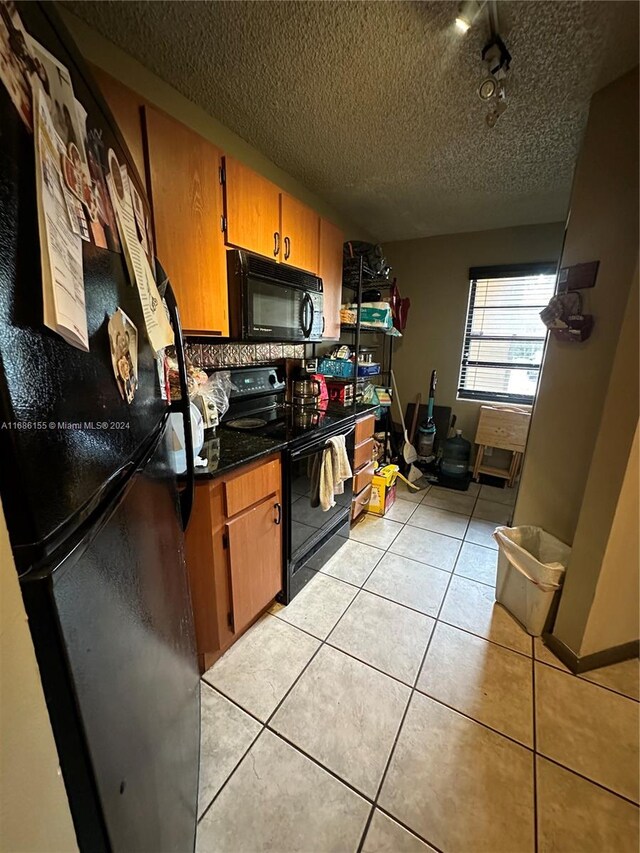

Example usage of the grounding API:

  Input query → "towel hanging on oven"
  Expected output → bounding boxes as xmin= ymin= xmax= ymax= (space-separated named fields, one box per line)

xmin=319 ymin=435 xmax=353 ymax=511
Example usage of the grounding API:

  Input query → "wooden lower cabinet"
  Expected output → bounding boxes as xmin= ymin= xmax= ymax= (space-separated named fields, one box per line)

xmin=353 ymin=436 xmax=375 ymax=471
xmin=185 ymin=454 xmax=283 ymax=672
xmin=351 ymin=413 xmax=377 ymax=522
xmin=226 ymin=495 xmax=282 ymax=634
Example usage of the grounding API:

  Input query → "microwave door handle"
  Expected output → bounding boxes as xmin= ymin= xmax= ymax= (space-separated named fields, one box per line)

xmin=299 ymin=292 xmax=309 ymax=338
xmin=299 ymin=294 xmax=307 ymax=338
xmin=302 ymin=293 xmax=313 ymax=338
xmin=308 ymin=296 xmax=315 ymax=337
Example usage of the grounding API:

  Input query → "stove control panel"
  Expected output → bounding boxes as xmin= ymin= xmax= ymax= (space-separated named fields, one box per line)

xmin=228 ymin=367 xmax=286 ymax=398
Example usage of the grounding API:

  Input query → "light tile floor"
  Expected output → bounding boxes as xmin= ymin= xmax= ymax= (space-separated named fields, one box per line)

xmin=198 ymin=482 xmax=640 ymax=853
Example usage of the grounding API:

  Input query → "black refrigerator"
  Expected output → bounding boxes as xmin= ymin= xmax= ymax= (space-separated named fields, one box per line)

xmin=0 ymin=3 xmax=199 ymax=851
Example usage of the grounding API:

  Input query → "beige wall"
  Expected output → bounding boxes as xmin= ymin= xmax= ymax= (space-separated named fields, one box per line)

xmin=580 ymin=422 xmax=639 ymax=656
xmin=552 ymin=262 xmax=639 ymax=654
xmin=514 ymin=70 xmax=639 ymax=549
xmin=0 ymin=505 xmax=77 ymax=852
xmin=59 ymin=8 xmax=369 ymax=241
xmin=385 ymin=223 xmax=565 ymax=446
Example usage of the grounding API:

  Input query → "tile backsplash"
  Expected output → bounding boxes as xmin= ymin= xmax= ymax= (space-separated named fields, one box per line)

xmin=185 ymin=341 xmax=306 ymax=369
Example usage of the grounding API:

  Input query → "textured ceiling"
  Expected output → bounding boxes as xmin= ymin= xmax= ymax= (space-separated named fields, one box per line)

xmin=64 ymin=0 xmax=639 ymax=241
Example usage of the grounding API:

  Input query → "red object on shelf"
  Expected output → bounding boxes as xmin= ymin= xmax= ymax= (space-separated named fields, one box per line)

xmin=310 ymin=373 xmax=328 ymax=405
xmin=325 ymin=379 xmax=354 ymax=405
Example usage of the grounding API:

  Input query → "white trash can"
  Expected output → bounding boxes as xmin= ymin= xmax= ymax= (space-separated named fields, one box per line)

xmin=493 ymin=526 xmax=571 ymax=636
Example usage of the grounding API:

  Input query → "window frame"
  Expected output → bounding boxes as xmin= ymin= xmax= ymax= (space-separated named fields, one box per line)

xmin=457 ymin=262 xmax=558 ymax=406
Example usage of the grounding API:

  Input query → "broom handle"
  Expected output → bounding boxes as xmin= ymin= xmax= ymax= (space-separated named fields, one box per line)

xmin=409 ymin=393 xmax=421 ymax=443
xmin=390 ymin=371 xmax=408 ymax=437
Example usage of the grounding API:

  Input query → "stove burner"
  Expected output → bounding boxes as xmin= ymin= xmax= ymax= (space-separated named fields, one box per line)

xmin=226 ymin=417 xmax=269 ymax=430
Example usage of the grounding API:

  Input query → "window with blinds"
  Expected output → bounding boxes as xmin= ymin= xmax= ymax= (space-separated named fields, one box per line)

xmin=458 ymin=263 xmax=557 ymax=405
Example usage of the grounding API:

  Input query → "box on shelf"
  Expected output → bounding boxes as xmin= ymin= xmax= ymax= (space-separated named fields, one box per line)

xmin=325 ymin=378 xmax=354 ymax=405
xmin=340 ymin=303 xmax=394 ymax=331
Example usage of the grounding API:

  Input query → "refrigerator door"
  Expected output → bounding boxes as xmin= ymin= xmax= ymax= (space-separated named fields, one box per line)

xmin=21 ymin=421 xmax=199 ymax=852
xmin=0 ymin=3 xmax=168 ymax=570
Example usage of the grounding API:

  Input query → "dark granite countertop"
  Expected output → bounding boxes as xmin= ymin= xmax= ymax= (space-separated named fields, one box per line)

xmin=322 ymin=402 xmax=379 ymax=418
xmin=194 ymin=430 xmax=287 ymax=479
xmin=193 ymin=403 xmax=379 ymax=480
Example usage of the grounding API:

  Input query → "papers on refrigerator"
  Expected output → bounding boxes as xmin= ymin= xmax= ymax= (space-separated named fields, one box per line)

xmin=34 ymin=85 xmax=88 ymax=351
xmin=26 ymin=33 xmax=90 ymax=177
xmin=106 ymin=149 xmax=173 ymax=352
xmin=108 ymin=308 xmax=138 ymax=403
xmin=0 ymin=1 xmax=35 ymax=129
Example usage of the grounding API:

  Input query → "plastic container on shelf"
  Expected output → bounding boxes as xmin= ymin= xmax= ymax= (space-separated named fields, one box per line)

xmin=318 ymin=357 xmax=381 ymax=378
xmin=440 ymin=429 xmax=471 ymax=478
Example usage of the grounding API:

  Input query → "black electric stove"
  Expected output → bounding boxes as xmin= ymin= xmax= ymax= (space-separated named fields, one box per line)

xmin=220 ymin=366 xmax=357 ymax=601
xmin=221 ymin=367 xmax=355 ymax=448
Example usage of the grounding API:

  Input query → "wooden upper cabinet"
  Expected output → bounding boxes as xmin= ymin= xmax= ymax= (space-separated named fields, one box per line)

xmin=226 ymin=492 xmax=282 ymax=634
xmin=91 ymin=66 xmax=147 ymax=186
xmin=318 ymin=217 xmax=345 ymax=339
xmin=280 ymin=193 xmax=320 ymax=275
xmin=223 ymin=155 xmax=281 ymax=260
xmin=144 ymin=106 xmax=229 ymax=336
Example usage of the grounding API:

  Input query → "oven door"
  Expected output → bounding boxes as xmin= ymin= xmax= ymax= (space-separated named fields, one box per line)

xmin=284 ymin=424 xmax=355 ymax=600
xmin=246 ymin=277 xmax=317 ymax=341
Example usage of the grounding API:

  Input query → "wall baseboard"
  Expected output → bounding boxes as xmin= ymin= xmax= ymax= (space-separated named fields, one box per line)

xmin=542 ymin=633 xmax=640 ymax=674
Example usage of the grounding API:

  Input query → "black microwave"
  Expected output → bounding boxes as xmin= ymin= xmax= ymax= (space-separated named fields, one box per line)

xmin=227 ymin=250 xmax=324 ymax=342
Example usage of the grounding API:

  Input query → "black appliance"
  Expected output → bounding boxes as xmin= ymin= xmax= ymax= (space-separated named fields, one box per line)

xmin=0 ymin=4 xmax=199 ymax=851
xmin=227 ymin=249 xmax=324 ymax=342
xmin=221 ymin=367 xmax=355 ymax=601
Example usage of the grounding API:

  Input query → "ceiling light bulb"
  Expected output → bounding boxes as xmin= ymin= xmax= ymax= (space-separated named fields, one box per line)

xmin=455 ymin=15 xmax=471 ymax=33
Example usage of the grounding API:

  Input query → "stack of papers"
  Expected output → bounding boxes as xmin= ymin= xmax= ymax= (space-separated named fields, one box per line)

xmin=34 ymin=86 xmax=88 ymax=351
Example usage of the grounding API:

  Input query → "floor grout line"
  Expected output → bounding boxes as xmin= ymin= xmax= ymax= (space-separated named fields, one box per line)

xmin=203 ymin=667 xmax=640 ymax=829
xmin=532 ymin=654 xmax=640 ymax=703
xmin=533 ymin=752 xmax=640 ymax=808
xmin=199 ymin=486 xmax=638 ymax=846
xmin=264 ymin=726 xmax=378 ymax=804
xmin=279 ymin=563 xmax=508 ymax=647
xmin=412 ymin=684 xmax=535 ymax=752
xmin=355 ymin=507 xmax=466 ymax=853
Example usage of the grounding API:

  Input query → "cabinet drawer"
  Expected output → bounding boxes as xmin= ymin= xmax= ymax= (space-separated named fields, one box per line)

xmin=353 ymin=460 xmax=376 ymax=494
xmin=353 ymin=437 xmax=375 ymax=471
xmin=224 ymin=457 xmax=281 ymax=517
xmin=355 ymin=414 xmax=375 ymax=445
xmin=351 ymin=483 xmax=372 ymax=522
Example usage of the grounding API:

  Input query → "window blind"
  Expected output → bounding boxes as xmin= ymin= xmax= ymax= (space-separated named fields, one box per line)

xmin=458 ymin=264 xmax=557 ymax=405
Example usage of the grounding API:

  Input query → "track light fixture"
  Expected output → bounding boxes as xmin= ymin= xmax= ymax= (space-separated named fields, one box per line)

xmin=479 ymin=32 xmax=512 ymax=127
xmin=454 ymin=0 xmax=485 ymax=34
xmin=453 ymin=0 xmax=513 ymax=128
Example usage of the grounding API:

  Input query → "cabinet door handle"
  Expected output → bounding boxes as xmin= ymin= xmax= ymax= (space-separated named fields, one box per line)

xmin=274 ymin=232 xmax=280 ymax=256
xmin=274 ymin=502 xmax=282 ymax=525
xmin=284 ymin=236 xmax=291 ymax=260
